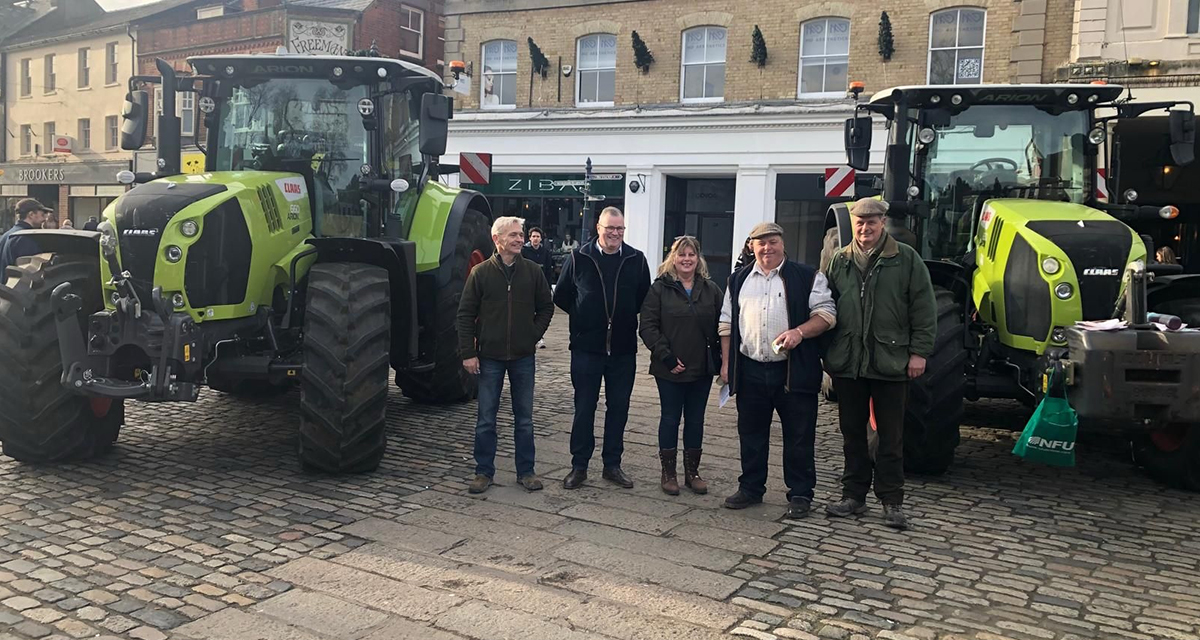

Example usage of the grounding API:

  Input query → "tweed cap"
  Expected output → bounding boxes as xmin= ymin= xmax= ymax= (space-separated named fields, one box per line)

xmin=747 ymin=222 xmax=785 ymax=239
xmin=849 ymin=198 xmax=888 ymax=217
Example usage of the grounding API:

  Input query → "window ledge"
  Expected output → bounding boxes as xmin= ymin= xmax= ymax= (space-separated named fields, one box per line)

xmin=681 ymin=97 xmax=724 ymax=105
xmin=797 ymin=92 xmax=846 ymax=100
xmin=399 ymin=49 xmax=422 ymax=59
xmin=78 ymin=86 xmax=92 ymax=91
xmin=575 ymin=102 xmax=615 ymax=109
xmin=104 ymin=82 xmax=120 ymax=88
xmin=482 ymin=104 xmax=517 ymax=110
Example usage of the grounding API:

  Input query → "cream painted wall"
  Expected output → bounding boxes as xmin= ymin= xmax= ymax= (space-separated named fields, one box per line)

xmin=5 ymin=30 xmax=135 ymax=163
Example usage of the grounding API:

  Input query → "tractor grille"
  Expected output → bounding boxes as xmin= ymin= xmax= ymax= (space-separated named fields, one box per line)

xmin=114 ymin=181 xmax=228 ymax=303
xmin=184 ymin=198 xmax=252 ymax=309
xmin=1027 ymin=220 xmax=1132 ymax=321
xmin=1003 ymin=233 xmax=1052 ymax=340
xmin=257 ymin=185 xmax=283 ymax=234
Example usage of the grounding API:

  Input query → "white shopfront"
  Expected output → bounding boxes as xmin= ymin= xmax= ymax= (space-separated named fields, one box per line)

xmin=445 ymin=104 xmax=886 ymax=282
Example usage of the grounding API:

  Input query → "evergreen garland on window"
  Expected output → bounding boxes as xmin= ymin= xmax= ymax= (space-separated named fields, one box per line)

xmin=749 ymin=25 xmax=768 ymax=68
xmin=878 ymin=11 xmax=895 ymax=62
xmin=631 ymin=30 xmax=655 ymax=73
xmin=528 ymin=37 xmax=550 ymax=78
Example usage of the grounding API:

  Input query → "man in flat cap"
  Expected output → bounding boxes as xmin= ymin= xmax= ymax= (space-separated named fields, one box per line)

xmin=718 ymin=221 xmax=836 ymax=519
xmin=821 ymin=197 xmax=936 ymax=530
xmin=0 ymin=198 xmax=53 ymax=270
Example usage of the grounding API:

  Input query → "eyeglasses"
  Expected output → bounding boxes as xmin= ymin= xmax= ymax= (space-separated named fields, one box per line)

xmin=600 ymin=225 xmax=625 ymax=232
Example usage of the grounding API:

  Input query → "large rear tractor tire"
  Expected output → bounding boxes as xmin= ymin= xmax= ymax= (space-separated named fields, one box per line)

xmin=0 ymin=254 xmax=124 ymax=462
xmin=903 ymin=286 xmax=966 ymax=475
xmin=394 ymin=208 xmax=492 ymax=404
xmin=1132 ymin=425 xmax=1200 ymax=492
xmin=298 ymin=263 xmax=390 ymax=473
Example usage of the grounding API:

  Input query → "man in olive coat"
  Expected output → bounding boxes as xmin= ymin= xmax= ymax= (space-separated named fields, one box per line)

xmin=822 ymin=198 xmax=937 ymax=530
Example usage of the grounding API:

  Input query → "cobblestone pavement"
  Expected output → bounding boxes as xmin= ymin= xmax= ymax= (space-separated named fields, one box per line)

xmin=2 ymin=317 xmax=1200 ymax=640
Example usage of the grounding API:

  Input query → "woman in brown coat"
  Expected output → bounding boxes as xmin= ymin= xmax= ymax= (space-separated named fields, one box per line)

xmin=639 ymin=236 xmax=722 ymax=495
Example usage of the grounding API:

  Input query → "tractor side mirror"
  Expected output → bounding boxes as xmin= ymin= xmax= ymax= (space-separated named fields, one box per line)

xmin=420 ymin=93 xmax=453 ymax=157
xmin=1169 ymin=110 xmax=1195 ymax=166
xmin=845 ymin=116 xmax=872 ymax=171
xmin=120 ymin=90 xmax=149 ymax=151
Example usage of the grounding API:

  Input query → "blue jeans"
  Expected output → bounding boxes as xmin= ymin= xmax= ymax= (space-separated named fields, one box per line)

xmin=569 ymin=351 xmax=636 ymax=470
xmin=474 ymin=356 xmax=536 ymax=479
xmin=655 ymin=376 xmax=712 ymax=450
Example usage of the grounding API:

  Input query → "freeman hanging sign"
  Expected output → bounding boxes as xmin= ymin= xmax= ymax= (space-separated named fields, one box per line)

xmin=288 ymin=20 xmax=350 ymax=56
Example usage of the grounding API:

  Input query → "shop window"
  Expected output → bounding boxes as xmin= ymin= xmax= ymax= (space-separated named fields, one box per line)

xmin=1190 ymin=0 xmax=1199 ymax=33
xmin=576 ymin=34 xmax=617 ymax=106
xmin=481 ymin=40 xmax=517 ymax=108
xmin=928 ymin=8 xmax=985 ymax=85
xmin=681 ymin=26 xmax=726 ymax=103
xmin=799 ymin=18 xmax=850 ymax=97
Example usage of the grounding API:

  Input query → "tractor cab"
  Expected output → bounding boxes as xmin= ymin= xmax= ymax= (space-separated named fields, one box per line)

xmin=120 ymin=53 xmax=452 ymax=241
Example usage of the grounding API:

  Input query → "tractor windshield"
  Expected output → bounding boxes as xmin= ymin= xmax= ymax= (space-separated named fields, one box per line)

xmin=909 ymin=105 xmax=1090 ymax=259
xmin=213 ymin=78 xmax=372 ymax=236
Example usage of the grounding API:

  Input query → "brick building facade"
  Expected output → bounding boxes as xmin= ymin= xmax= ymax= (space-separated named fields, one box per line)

xmin=441 ymin=0 xmax=1072 ymax=277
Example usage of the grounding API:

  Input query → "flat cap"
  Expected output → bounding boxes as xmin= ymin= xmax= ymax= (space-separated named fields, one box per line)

xmin=747 ymin=222 xmax=785 ymax=239
xmin=15 ymin=198 xmax=53 ymax=215
xmin=849 ymin=198 xmax=888 ymax=217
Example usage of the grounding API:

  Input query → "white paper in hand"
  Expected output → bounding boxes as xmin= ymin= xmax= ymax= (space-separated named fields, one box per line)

xmin=719 ymin=383 xmax=731 ymax=408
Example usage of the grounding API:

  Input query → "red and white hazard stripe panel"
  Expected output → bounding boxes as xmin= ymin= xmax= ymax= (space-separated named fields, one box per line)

xmin=825 ymin=166 xmax=856 ymax=198
xmin=1095 ymin=168 xmax=1108 ymax=202
xmin=460 ymin=152 xmax=492 ymax=185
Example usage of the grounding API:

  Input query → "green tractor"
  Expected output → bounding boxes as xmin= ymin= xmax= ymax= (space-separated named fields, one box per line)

xmin=0 ymin=54 xmax=494 ymax=472
xmin=829 ymin=83 xmax=1200 ymax=490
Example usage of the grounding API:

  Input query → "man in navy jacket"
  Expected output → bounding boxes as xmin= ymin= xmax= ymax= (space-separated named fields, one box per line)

xmin=0 ymin=199 xmax=52 ymax=269
xmin=554 ymin=206 xmax=651 ymax=490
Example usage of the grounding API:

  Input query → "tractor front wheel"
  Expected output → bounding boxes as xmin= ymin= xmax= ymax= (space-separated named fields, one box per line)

xmin=394 ymin=208 xmax=492 ymax=404
xmin=298 ymin=262 xmax=390 ymax=473
xmin=903 ymin=286 xmax=966 ymax=475
xmin=1132 ymin=424 xmax=1200 ymax=491
xmin=0 ymin=254 xmax=124 ymax=461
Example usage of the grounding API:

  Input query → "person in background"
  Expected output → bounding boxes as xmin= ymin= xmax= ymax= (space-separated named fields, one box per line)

xmin=457 ymin=216 xmax=555 ymax=494
xmin=42 ymin=215 xmax=59 ymax=229
xmin=554 ymin=206 xmax=651 ymax=490
xmin=639 ymin=235 xmax=722 ymax=495
xmin=719 ymin=222 xmax=837 ymax=519
xmin=83 ymin=217 xmax=99 ymax=231
xmin=733 ymin=236 xmax=754 ymax=272
xmin=561 ymin=233 xmax=579 ymax=252
xmin=61 ymin=218 xmax=74 ymax=230
xmin=0 ymin=198 xmax=52 ymax=269
xmin=821 ymin=198 xmax=937 ymax=531
xmin=522 ymin=226 xmax=555 ymax=348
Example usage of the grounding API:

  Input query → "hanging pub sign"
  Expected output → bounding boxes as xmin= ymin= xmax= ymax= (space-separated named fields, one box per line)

xmin=288 ymin=20 xmax=351 ymax=56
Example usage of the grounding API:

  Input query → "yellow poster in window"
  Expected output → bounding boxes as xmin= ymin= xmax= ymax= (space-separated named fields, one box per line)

xmin=182 ymin=153 xmax=205 ymax=175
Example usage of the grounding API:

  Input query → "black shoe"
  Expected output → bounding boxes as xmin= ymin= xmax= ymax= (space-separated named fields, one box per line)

xmin=784 ymin=497 xmax=811 ymax=519
xmin=563 ymin=468 xmax=587 ymax=490
xmin=722 ymin=489 xmax=763 ymax=510
xmin=883 ymin=504 xmax=909 ymax=530
xmin=602 ymin=466 xmax=634 ymax=488
xmin=825 ymin=497 xmax=868 ymax=518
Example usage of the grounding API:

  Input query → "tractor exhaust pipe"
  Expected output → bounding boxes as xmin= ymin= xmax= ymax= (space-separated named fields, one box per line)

xmin=154 ymin=58 xmax=181 ymax=177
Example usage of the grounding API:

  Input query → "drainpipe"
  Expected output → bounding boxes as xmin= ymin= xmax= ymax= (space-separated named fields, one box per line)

xmin=1 ymin=50 xmax=7 ymax=164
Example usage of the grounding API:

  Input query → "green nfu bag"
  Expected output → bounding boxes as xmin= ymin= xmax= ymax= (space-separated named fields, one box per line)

xmin=1012 ymin=382 xmax=1078 ymax=468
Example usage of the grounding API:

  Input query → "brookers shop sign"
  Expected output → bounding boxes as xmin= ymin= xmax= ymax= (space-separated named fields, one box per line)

xmin=0 ymin=162 xmax=129 ymax=185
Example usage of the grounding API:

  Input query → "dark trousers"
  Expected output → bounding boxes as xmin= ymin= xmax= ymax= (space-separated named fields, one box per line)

xmin=570 ymin=351 xmax=636 ymax=470
xmin=735 ymin=356 xmax=818 ymax=502
xmin=474 ymin=356 xmax=536 ymax=478
xmin=654 ymin=376 xmax=712 ymax=450
xmin=832 ymin=376 xmax=908 ymax=505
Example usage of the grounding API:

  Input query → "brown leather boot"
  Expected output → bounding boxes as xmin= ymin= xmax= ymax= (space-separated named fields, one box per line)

xmin=683 ymin=448 xmax=708 ymax=494
xmin=659 ymin=449 xmax=680 ymax=495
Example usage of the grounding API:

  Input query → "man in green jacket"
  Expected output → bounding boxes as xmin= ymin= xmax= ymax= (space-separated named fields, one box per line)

xmin=822 ymin=198 xmax=937 ymax=530
xmin=457 ymin=216 xmax=555 ymax=494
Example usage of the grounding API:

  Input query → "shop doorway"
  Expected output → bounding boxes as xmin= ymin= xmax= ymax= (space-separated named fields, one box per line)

xmin=664 ymin=177 xmax=736 ymax=288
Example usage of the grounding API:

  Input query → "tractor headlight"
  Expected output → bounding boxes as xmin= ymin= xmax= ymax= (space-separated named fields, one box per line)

xmin=1124 ymin=188 xmax=1138 ymax=203
xmin=1051 ymin=326 xmax=1067 ymax=344
xmin=1159 ymin=205 xmax=1180 ymax=220
xmin=1042 ymin=257 xmax=1061 ymax=275
xmin=918 ymin=127 xmax=936 ymax=144
xmin=165 ymin=245 xmax=183 ymax=263
xmin=110 ymin=291 xmax=120 ymax=306
xmin=171 ymin=293 xmax=185 ymax=309
xmin=1067 ymin=93 xmax=1079 ymax=105
xmin=1087 ymin=127 xmax=1106 ymax=144
xmin=1055 ymin=282 xmax=1074 ymax=299
xmin=907 ymin=185 xmax=921 ymax=197
xmin=98 ymin=221 xmax=118 ymax=256
xmin=180 ymin=220 xmax=199 ymax=237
